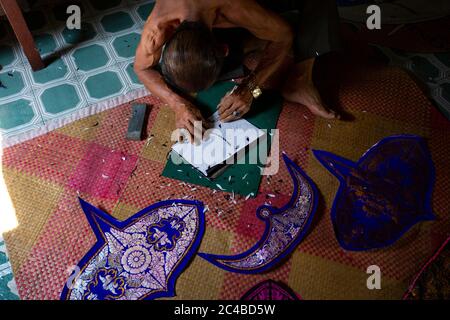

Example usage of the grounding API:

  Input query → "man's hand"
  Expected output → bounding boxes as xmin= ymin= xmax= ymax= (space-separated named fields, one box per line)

xmin=218 ymin=88 xmax=253 ymax=122
xmin=175 ymin=101 xmax=206 ymax=144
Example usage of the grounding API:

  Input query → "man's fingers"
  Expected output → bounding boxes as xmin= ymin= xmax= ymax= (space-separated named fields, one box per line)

xmin=220 ymin=101 xmax=239 ymax=120
xmin=203 ymin=119 xmax=214 ymax=130
xmin=179 ymin=122 xmax=206 ymax=144
xmin=218 ymin=97 xmax=233 ymax=115
xmin=189 ymin=110 xmax=208 ymax=132
xmin=221 ymin=105 xmax=247 ymax=123
xmin=221 ymin=101 xmax=246 ymax=121
xmin=190 ymin=118 xmax=207 ymax=139
xmin=199 ymin=118 xmax=208 ymax=132
xmin=221 ymin=113 xmax=239 ymax=123
xmin=193 ymin=111 xmax=205 ymax=122
xmin=189 ymin=119 xmax=205 ymax=145
xmin=177 ymin=129 xmax=189 ymax=143
xmin=182 ymin=121 xmax=195 ymax=143
xmin=177 ymin=126 xmax=194 ymax=144
xmin=175 ymin=126 xmax=194 ymax=144
xmin=218 ymin=104 xmax=232 ymax=117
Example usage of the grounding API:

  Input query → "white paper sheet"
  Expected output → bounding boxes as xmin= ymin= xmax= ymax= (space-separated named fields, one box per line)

xmin=171 ymin=112 xmax=266 ymax=177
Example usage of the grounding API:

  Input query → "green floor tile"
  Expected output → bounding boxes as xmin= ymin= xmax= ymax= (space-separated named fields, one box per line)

xmin=32 ymin=58 xmax=69 ymax=84
xmin=24 ymin=10 xmax=48 ymax=31
xmin=0 ymin=45 xmax=16 ymax=67
xmin=0 ymin=71 xmax=25 ymax=98
xmin=101 ymin=11 xmax=135 ymax=33
xmin=85 ymin=71 xmax=123 ymax=99
xmin=62 ymin=23 xmax=97 ymax=45
xmin=41 ymin=83 xmax=81 ymax=114
xmin=73 ymin=44 xmax=110 ymax=71
xmin=112 ymin=33 xmax=140 ymax=58
xmin=137 ymin=2 xmax=155 ymax=21
xmin=89 ymin=0 xmax=122 ymax=11
xmin=0 ymin=238 xmax=19 ymax=300
xmin=0 ymin=251 xmax=7 ymax=264
xmin=0 ymin=99 xmax=35 ymax=130
xmin=0 ymin=273 xmax=19 ymax=300
xmin=35 ymin=34 xmax=57 ymax=56
xmin=126 ymin=62 xmax=141 ymax=84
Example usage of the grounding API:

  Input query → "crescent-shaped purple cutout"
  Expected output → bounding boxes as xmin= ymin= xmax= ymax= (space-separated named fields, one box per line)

xmin=198 ymin=154 xmax=318 ymax=274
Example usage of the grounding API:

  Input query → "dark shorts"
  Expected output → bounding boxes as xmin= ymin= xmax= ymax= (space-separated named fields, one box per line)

xmin=216 ymin=0 xmax=342 ymax=80
xmin=257 ymin=0 xmax=342 ymax=61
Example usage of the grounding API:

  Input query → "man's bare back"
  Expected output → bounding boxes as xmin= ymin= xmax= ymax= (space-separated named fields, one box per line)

xmin=135 ymin=0 xmax=291 ymax=70
xmin=134 ymin=0 xmax=339 ymax=141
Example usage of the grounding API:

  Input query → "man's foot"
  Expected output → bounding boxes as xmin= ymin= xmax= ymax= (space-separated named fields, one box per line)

xmin=282 ymin=58 xmax=339 ymax=119
xmin=282 ymin=79 xmax=338 ymax=119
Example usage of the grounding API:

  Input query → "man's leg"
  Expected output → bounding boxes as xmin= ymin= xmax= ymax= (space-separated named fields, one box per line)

xmin=259 ymin=0 xmax=342 ymax=119
xmin=282 ymin=57 xmax=338 ymax=119
xmin=283 ymin=0 xmax=342 ymax=119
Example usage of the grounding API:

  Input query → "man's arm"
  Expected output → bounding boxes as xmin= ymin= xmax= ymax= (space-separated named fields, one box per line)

xmin=134 ymin=40 xmax=181 ymax=108
xmin=134 ymin=34 xmax=205 ymax=142
xmin=218 ymin=0 xmax=293 ymax=121
xmin=222 ymin=0 xmax=293 ymax=86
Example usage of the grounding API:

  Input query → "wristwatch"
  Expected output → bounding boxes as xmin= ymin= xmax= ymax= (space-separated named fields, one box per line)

xmin=246 ymin=74 xmax=263 ymax=99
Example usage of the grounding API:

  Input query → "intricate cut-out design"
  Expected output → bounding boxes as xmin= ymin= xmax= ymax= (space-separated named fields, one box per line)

xmin=241 ymin=280 xmax=300 ymax=300
xmin=60 ymin=198 xmax=205 ymax=300
xmin=313 ymin=135 xmax=435 ymax=251
xmin=198 ymin=154 xmax=318 ymax=273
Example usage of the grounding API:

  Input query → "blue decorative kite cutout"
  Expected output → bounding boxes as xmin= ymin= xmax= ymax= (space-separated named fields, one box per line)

xmin=198 ymin=154 xmax=318 ymax=274
xmin=313 ymin=135 xmax=435 ymax=251
xmin=60 ymin=198 xmax=205 ymax=300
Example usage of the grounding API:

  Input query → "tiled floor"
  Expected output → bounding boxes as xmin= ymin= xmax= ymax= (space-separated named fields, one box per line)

xmin=0 ymin=0 xmax=154 ymax=146
xmin=0 ymin=235 xmax=19 ymax=300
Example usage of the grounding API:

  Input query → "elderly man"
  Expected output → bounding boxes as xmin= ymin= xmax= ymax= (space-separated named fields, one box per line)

xmin=134 ymin=0 xmax=342 ymax=141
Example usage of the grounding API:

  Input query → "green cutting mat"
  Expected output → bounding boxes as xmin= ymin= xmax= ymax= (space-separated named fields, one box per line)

xmin=162 ymin=81 xmax=282 ymax=197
